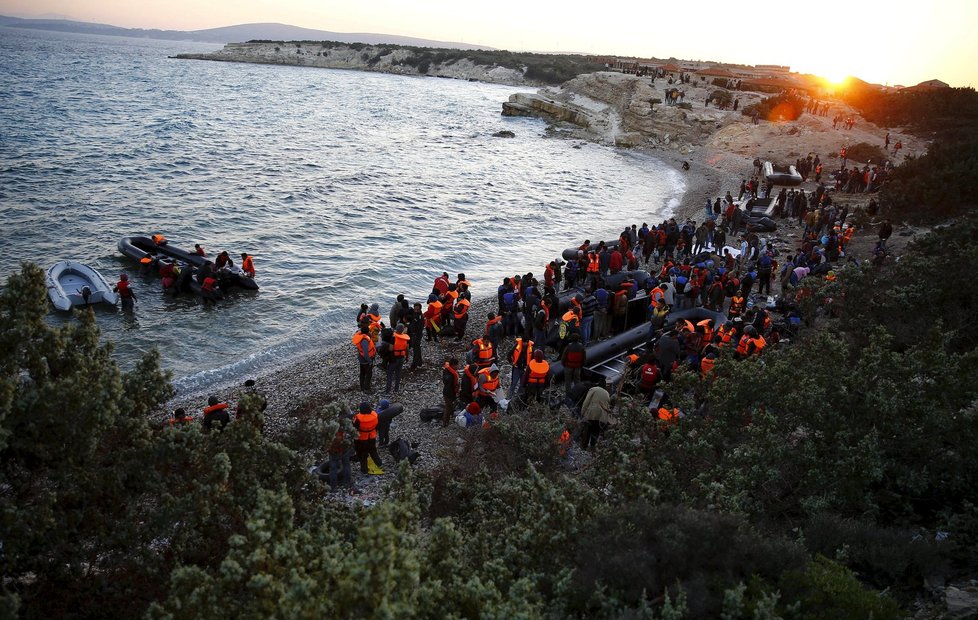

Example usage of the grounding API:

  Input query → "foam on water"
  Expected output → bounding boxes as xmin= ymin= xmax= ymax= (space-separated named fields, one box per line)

xmin=0 ymin=28 xmax=686 ymax=394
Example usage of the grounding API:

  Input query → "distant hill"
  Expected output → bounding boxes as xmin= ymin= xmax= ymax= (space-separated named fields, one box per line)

xmin=0 ymin=15 xmax=492 ymax=49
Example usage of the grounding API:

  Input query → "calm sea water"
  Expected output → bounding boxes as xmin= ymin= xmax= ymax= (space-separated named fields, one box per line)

xmin=0 ymin=27 xmax=684 ymax=394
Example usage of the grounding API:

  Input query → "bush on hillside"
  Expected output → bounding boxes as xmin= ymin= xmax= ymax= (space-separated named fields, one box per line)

xmin=842 ymin=141 xmax=888 ymax=164
xmin=742 ymin=93 xmax=806 ymax=121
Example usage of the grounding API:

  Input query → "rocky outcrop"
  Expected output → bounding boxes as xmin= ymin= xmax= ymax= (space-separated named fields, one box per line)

xmin=503 ymin=71 xmax=734 ymax=153
xmin=175 ymin=41 xmax=531 ymax=85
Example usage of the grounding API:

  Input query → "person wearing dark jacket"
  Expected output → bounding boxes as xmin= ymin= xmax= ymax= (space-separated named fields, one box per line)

xmin=442 ymin=357 xmax=460 ymax=427
xmin=407 ymin=304 xmax=424 ymax=369
xmin=460 ymin=363 xmax=478 ymax=404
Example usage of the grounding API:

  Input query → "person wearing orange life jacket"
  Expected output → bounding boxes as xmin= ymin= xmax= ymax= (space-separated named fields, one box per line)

xmin=586 ymin=251 xmax=600 ymax=287
xmin=748 ymin=327 xmax=767 ymax=356
xmin=507 ymin=337 xmax=534 ymax=399
xmin=714 ymin=321 xmax=735 ymax=348
xmin=476 ymin=364 xmax=503 ymax=413
xmin=561 ymin=333 xmax=587 ymax=395
xmin=352 ymin=402 xmax=383 ymax=474
xmin=200 ymin=273 xmax=220 ymax=304
xmin=152 ymin=234 xmax=168 ymax=246
xmin=728 ymin=293 xmax=745 ymax=319
xmin=442 ymin=357 xmax=461 ymax=427
xmin=193 ymin=243 xmax=207 ymax=257
xmin=452 ymin=297 xmax=471 ymax=341
xmin=202 ymin=395 xmax=230 ymax=433
xmin=168 ymin=407 xmax=193 ymax=426
xmin=697 ymin=319 xmax=714 ymax=349
xmin=113 ymin=273 xmax=137 ymax=310
xmin=240 ymin=253 xmax=255 ymax=278
xmin=735 ymin=331 xmax=753 ymax=359
xmin=385 ymin=324 xmax=410 ymax=394
xmin=700 ymin=352 xmax=717 ymax=377
xmin=352 ymin=326 xmax=376 ymax=392
xmin=456 ymin=273 xmax=471 ymax=295
xmin=424 ymin=294 xmax=443 ymax=341
xmin=441 ymin=284 xmax=458 ymax=326
xmin=523 ymin=349 xmax=550 ymax=402
xmin=471 ymin=336 xmax=495 ymax=370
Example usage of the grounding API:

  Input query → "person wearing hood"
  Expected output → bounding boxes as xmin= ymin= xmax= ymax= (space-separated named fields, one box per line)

xmin=389 ymin=294 xmax=408 ymax=328
xmin=476 ymin=364 xmax=503 ymax=413
xmin=581 ymin=382 xmax=612 ymax=450
xmin=522 ymin=350 xmax=550 ymax=403
xmin=202 ymin=395 xmax=230 ymax=433
xmin=375 ymin=399 xmax=403 ymax=448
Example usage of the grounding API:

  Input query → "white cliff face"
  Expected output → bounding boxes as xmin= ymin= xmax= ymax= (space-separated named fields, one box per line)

xmin=176 ymin=41 xmax=530 ymax=85
xmin=505 ymin=71 xmax=737 ymax=152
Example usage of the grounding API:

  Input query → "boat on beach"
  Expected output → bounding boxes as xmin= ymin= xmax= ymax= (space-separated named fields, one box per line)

xmin=45 ymin=260 xmax=119 ymax=311
xmin=763 ymin=161 xmax=803 ymax=186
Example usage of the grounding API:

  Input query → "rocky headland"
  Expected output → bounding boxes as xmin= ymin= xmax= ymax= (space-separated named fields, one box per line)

xmin=176 ymin=41 xmax=542 ymax=85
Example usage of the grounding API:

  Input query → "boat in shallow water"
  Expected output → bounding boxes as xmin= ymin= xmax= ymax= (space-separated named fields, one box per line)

xmin=45 ymin=260 xmax=118 ymax=311
xmin=117 ymin=235 xmax=259 ymax=291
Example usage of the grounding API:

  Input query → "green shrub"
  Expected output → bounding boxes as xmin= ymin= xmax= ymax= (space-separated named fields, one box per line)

xmin=843 ymin=141 xmax=888 ymax=164
xmin=778 ymin=555 xmax=903 ymax=619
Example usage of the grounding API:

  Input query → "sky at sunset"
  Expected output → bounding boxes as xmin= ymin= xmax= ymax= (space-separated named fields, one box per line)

xmin=2 ymin=0 xmax=977 ymax=88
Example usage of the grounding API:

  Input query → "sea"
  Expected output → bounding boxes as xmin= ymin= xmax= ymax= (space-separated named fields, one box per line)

xmin=0 ymin=27 xmax=685 ymax=395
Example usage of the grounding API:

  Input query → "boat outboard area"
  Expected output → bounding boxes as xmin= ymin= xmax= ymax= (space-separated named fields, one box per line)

xmin=45 ymin=260 xmax=118 ymax=311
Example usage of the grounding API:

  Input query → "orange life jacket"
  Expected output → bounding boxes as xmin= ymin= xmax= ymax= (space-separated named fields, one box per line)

xmin=527 ymin=359 xmax=550 ymax=384
xmin=474 ymin=339 xmax=494 ymax=365
xmin=355 ymin=411 xmax=378 ymax=440
xmin=368 ymin=313 xmax=382 ymax=328
xmin=117 ymin=280 xmax=133 ymax=298
xmin=478 ymin=368 xmax=500 ymax=392
xmin=587 ymin=254 xmax=600 ymax=273
xmin=511 ymin=338 xmax=533 ymax=365
xmin=736 ymin=335 xmax=751 ymax=356
xmin=152 ymin=234 xmax=167 ymax=245
xmin=750 ymin=336 xmax=767 ymax=354
xmin=650 ymin=287 xmax=665 ymax=305
xmin=352 ymin=332 xmax=377 ymax=359
xmin=392 ymin=332 xmax=410 ymax=357
xmin=700 ymin=356 xmax=716 ymax=376
xmin=561 ymin=309 xmax=580 ymax=326
xmin=453 ymin=299 xmax=470 ymax=320
xmin=697 ymin=320 xmax=713 ymax=346
xmin=242 ymin=255 xmax=255 ymax=276
xmin=715 ymin=326 xmax=733 ymax=347
xmin=729 ymin=295 xmax=745 ymax=316
xmin=657 ymin=407 xmax=679 ymax=423
xmin=202 ymin=277 xmax=217 ymax=293
xmin=203 ymin=402 xmax=228 ymax=416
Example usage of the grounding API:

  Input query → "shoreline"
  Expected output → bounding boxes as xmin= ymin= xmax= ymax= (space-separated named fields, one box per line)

xmin=161 ymin=70 xmax=920 ymax=479
xmin=161 ymin=146 xmax=704 ymax=460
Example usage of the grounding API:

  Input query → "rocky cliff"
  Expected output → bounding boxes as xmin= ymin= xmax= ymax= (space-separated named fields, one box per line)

xmin=175 ymin=41 xmax=531 ymax=85
xmin=503 ymin=71 xmax=734 ymax=152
